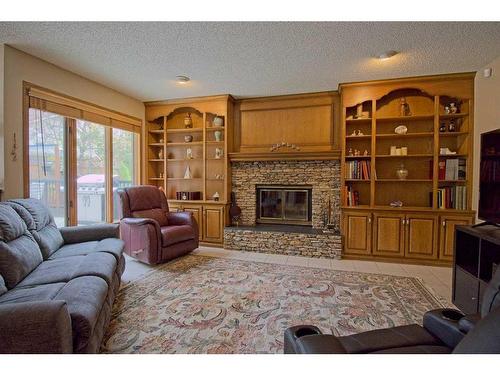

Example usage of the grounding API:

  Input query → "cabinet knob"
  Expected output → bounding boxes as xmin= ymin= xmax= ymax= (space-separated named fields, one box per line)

xmin=368 ymin=217 xmax=371 ymax=224
xmin=442 ymin=220 xmax=446 ymax=227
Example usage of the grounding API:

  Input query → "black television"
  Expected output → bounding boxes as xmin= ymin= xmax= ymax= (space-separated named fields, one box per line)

xmin=478 ymin=128 xmax=500 ymax=224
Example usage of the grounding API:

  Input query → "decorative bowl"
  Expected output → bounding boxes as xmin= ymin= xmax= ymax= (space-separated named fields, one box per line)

xmin=394 ymin=125 xmax=408 ymax=135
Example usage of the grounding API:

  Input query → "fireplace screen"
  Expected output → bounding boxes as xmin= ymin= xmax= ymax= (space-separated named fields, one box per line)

xmin=257 ymin=185 xmax=312 ymax=225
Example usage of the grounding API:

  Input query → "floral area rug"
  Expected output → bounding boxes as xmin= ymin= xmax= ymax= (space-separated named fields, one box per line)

xmin=102 ymin=255 xmax=445 ymax=354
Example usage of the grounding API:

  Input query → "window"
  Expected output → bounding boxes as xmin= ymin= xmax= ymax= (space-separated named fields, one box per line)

xmin=25 ymin=84 xmax=141 ymax=226
xmin=28 ymin=109 xmax=67 ymax=226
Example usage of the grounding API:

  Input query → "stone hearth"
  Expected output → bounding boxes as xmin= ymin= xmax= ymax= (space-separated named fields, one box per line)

xmin=224 ymin=160 xmax=342 ymax=258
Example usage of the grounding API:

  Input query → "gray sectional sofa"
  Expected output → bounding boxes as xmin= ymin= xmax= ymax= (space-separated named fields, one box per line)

xmin=0 ymin=198 xmax=125 ymax=353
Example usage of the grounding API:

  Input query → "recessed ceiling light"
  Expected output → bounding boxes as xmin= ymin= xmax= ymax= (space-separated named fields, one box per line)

xmin=175 ymin=75 xmax=190 ymax=85
xmin=377 ymin=50 xmax=398 ymax=60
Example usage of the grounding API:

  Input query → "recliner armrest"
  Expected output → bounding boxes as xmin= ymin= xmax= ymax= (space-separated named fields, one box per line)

xmin=423 ymin=308 xmax=465 ymax=349
xmin=296 ymin=334 xmax=348 ymax=354
xmin=167 ymin=212 xmax=199 ymax=239
xmin=60 ymin=223 xmax=120 ymax=244
xmin=0 ymin=301 xmax=73 ymax=353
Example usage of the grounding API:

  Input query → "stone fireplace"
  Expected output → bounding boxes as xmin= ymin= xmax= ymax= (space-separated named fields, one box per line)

xmin=224 ymin=159 xmax=342 ymax=258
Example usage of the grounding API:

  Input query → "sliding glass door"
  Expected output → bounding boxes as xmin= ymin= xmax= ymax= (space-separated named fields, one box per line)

xmin=28 ymin=109 xmax=68 ymax=226
xmin=27 ymin=110 xmax=139 ymax=226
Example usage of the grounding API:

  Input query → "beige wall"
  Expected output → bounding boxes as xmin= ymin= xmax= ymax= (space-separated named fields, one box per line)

xmin=3 ymin=45 xmax=145 ymax=199
xmin=473 ymin=55 xmax=500 ymax=219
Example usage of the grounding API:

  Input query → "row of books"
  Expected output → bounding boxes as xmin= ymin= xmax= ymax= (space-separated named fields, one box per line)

xmin=437 ymin=158 xmax=466 ymax=181
xmin=345 ymin=160 xmax=371 ymax=180
xmin=437 ymin=186 xmax=467 ymax=210
xmin=343 ymin=186 xmax=360 ymax=206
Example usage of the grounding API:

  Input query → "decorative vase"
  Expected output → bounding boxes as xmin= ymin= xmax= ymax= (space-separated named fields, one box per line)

xmin=400 ymin=97 xmax=411 ymax=116
xmin=213 ymin=116 xmax=223 ymax=127
xmin=396 ymin=164 xmax=408 ymax=180
xmin=448 ymin=119 xmax=456 ymax=132
xmin=158 ymin=148 xmax=164 ymax=160
xmin=184 ymin=165 xmax=192 ymax=179
xmin=184 ymin=113 xmax=193 ymax=128
xmin=214 ymin=130 xmax=222 ymax=142
xmin=439 ymin=122 xmax=447 ymax=132
xmin=184 ymin=135 xmax=193 ymax=143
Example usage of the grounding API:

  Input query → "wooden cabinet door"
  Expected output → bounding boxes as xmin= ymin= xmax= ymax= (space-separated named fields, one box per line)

xmin=203 ymin=206 xmax=224 ymax=243
xmin=372 ymin=213 xmax=405 ymax=257
xmin=182 ymin=205 xmax=203 ymax=240
xmin=405 ymin=214 xmax=438 ymax=260
xmin=439 ymin=215 xmax=472 ymax=261
xmin=343 ymin=211 xmax=372 ymax=255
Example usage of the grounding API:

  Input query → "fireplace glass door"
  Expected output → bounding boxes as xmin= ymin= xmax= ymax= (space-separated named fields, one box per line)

xmin=257 ymin=186 xmax=311 ymax=225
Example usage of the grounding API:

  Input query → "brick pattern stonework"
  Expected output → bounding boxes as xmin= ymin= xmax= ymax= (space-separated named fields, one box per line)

xmin=224 ymin=228 xmax=342 ymax=259
xmin=230 ymin=160 xmax=341 ymax=230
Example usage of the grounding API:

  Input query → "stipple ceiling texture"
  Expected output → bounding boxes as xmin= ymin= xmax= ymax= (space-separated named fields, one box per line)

xmin=1 ymin=22 xmax=500 ymax=101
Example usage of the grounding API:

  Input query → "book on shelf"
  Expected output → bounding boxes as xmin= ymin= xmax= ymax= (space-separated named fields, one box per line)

xmin=343 ymin=186 xmax=360 ymax=206
xmin=345 ymin=160 xmax=371 ymax=180
xmin=437 ymin=186 xmax=467 ymax=210
xmin=440 ymin=158 xmax=466 ymax=181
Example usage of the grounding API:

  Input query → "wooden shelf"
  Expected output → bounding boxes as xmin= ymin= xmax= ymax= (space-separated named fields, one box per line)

xmin=149 ymin=177 xmax=164 ymax=181
xmin=206 ymin=141 xmax=224 ymax=145
xmin=346 ymin=118 xmax=372 ymax=123
xmin=149 ymin=130 xmax=164 ymax=134
xmin=148 ymin=143 xmax=165 ymax=147
xmin=167 ymin=178 xmax=203 ymax=181
xmin=376 ymin=132 xmax=434 ymax=138
xmin=206 ymin=126 xmax=225 ymax=131
xmin=206 ymin=158 xmax=225 ymax=161
xmin=376 ymin=114 xmax=434 ymax=122
xmin=439 ymin=113 xmax=468 ymax=119
xmin=438 ymin=180 xmax=468 ymax=183
xmin=376 ymin=179 xmax=433 ymax=182
xmin=439 ymin=132 xmax=468 ymax=137
xmin=345 ymin=155 xmax=371 ymax=159
xmin=439 ymin=154 xmax=467 ymax=158
xmin=346 ymin=135 xmax=371 ymax=139
xmin=148 ymin=159 xmax=165 ymax=162
xmin=206 ymin=178 xmax=225 ymax=181
xmin=166 ymin=142 xmax=203 ymax=146
xmin=376 ymin=154 xmax=433 ymax=158
xmin=166 ymin=128 xmax=203 ymax=133
xmin=166 ymin=158 xmax=202 ymax=162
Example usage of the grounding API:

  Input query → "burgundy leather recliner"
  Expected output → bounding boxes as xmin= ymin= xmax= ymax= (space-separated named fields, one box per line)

xmin=118 ymin=185 xmax=199 ymax=264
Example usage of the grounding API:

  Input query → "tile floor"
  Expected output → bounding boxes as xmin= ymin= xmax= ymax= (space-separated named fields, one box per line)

xmin=122 ymin=246 xmax=454 ymax=304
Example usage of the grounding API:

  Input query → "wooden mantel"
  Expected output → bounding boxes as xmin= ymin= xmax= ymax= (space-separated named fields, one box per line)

xmin=228 ymin=150 xmax=341 ymax=162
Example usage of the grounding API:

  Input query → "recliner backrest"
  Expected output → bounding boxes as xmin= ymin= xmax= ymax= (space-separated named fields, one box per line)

xmin=0 ymin=203 xmax=43 ymax=289
xmin=7 ymin=199 xmax=64 ymax=259
xmin=480 ymin=267 xmax=500 ymax=318
xmin=118 ymin=185 xmax=169 ymax=227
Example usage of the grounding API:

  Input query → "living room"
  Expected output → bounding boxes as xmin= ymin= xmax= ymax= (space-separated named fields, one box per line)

xmin=1 ymin=2 xmax=500 ymax=373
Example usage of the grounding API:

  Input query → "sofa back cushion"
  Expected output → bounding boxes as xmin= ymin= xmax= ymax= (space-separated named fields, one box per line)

xmin=8 ymin=199 xmax=64 ymax=259
xmin=0 ymin=275 xmax=7 ymax=296
xmin=0 ymin=204 xmax=43 ymax=288
xmin=120 ymin=186 xmax=169 ymax=226
xmin=481 ymin=267 xmax=500 ymax=317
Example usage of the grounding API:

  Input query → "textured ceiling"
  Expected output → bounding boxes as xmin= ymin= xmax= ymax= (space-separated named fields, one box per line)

xmin=1 ymin=22 xmax=500 ymax=101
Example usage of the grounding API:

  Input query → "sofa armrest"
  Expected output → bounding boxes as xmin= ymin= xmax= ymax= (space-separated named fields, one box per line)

xmin=60 ymin=223 xmax=120 ymax=244
xmin=295 ymin=334 xmax=348 ymax=354
xmin=0 ymin=301 xmax=73 ymax=353
xmin=167 ymin=211 xmax=199 ymax=239
xmin=458 ymin=313 xmax=481 ymax=334
xmin=423 ymin=308 xmax=465 ymax=349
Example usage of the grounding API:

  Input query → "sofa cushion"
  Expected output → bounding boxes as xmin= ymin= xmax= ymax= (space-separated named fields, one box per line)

xmin=0 ymin=205 xmax=43 ymax=289
xmin=17 ymin=252 xmax=117 ymax=288
xmin=0 ymin=276 xmax=109 ymax=352
xmin=160 ymin=225 xmax=195 ymax=247
xmin=8 ymin=199 xmax=64 ymax=259
xmin=50 ymin=238 xmax=124 ymax=263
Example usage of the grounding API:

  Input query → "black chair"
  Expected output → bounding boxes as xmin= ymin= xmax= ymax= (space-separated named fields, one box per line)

xmin=284 ymin=268 xmax=500 ymax=354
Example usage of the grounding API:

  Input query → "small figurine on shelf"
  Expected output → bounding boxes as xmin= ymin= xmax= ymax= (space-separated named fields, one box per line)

xmin=159 ymin=172 xmax=164 ymax=179
xmin=158 ymin=149 xmax=164 ymax=159
xmin=354 ymin=103 xmax=363 ymax=119
xmin=390 ymin=200 xmax=403 ymax=207
xmin=215 ymin=148 xmax=224 ymax=159
xmin=212 ymin=192 xmax=220 ymax=201
xmin=181 ymin=192 xmax=188 ymax=201
xmin=449 ymin=103 xmax=459 ymax=114
xmin=214 ymin=130 xmax=223 ymax=142
xmin=439 ymin=122 xmax=447 ymax=132
xmin=363 ymin=149 xmax=369 ymax=156
xmin=400 ymin=97 xmax=411 ymax=117
xmin=444 ymin=106 xmax=451 ymax=115
xmin=184 ymin=113 xmax=193 ymax=128
xmin=448 ymin=119 xmax=456 ymax=132
xmin=354 ymin=149 xmax=360 ymax=156
xmin=213 ymin=116 xmax=224 ymax=127
xmin=186 ymin=148 xmax=193 ymax=159
xmin=394 ymin=125 xmax=408 ymax=134
xmin=396 ymin=164 xmax=408 ymax=180
xmin=184 ymin=135 xmax=193 ymax=143
xmin=184 ymin=165 xmax=192 ymax=179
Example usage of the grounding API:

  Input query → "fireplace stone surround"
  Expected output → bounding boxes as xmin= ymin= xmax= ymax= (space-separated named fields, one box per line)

xmin=223 ymin=160 xmax=342 ymax=259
